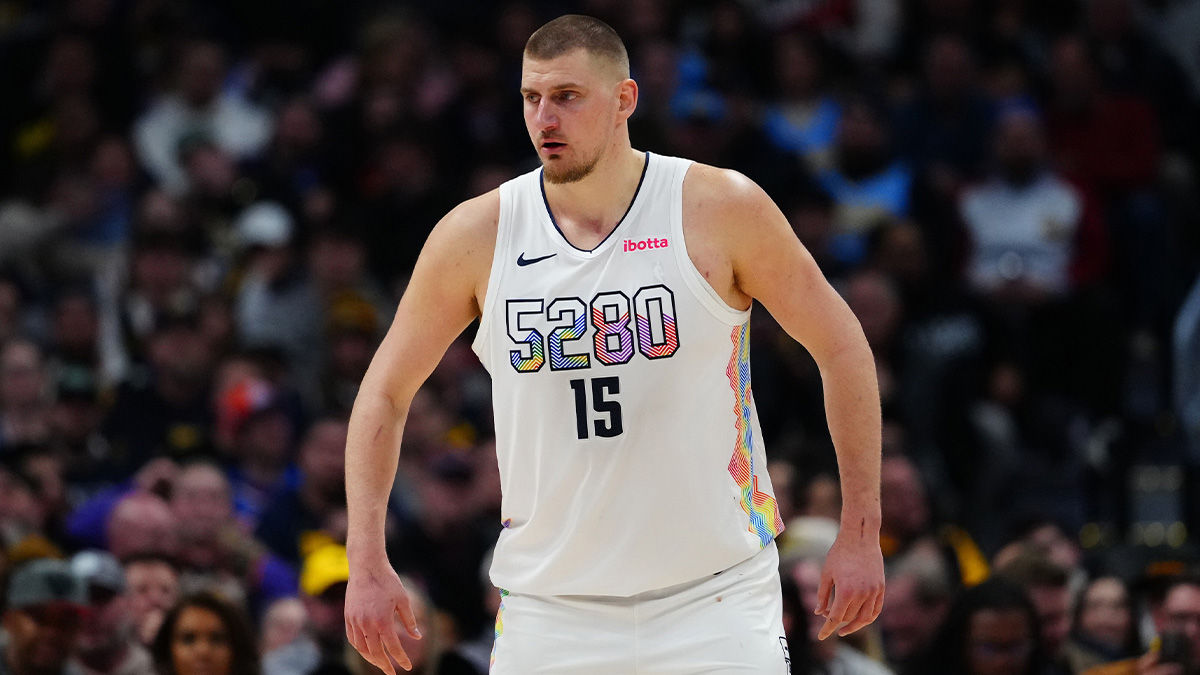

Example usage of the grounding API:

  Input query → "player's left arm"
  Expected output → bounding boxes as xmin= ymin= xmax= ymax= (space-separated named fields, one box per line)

xmin=703 ymin=167 xmax=885 ymax=639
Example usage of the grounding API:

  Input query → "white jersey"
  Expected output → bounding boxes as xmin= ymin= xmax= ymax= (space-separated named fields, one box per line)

xmin=472 ymin=153 xmax=784 ymax=597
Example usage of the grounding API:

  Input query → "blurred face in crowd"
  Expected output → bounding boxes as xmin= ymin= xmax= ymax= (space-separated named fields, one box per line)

xmin=1 ymin=339 xmax=46 ymax=410
xmin=1028 ymin=583 xmax=1071 ymax=660
xmin=108 ymin=493 xmax=180 ymax=560
xmin=171 ymin=606 xmax=233 ymax=675
xmin=303 ymin=583 xmax=347 ymax=650
xmin=0 ymin=280 xmax=21 ymax=342
xmin=995 ymin=111 xmax=1045 ymax=186
xmin=172 ymin=464 xmax=233 ymax=545
xmin=131 ymin=246 xmax=190 ymax=308
xmin=2 ymin=604 xmax=84 ymax=673
xmin=179 ymin=42 xmax=226 ymax=108
xmin=880 ymin=456 xmax=930 ymax=541
xmin=125 ymin=559 xmax=180 ymax=644
xmin=78 ymin=583 xmax=134 ymax=656
xmin=1049 ymin=37 xmax=1098 ymax=109
xmin=844 ymin=272 xmax=902 ymax=353
xmin=836 ymin=103 xmax=890 ymax=177
xmin=881 ymin=573 xmax=949 ymax=662
xmin=521 ymin=47 xmax=633 ymax=184
xmin=259 ymin=597 xmax=307 ymax=655
xmin=150 ymin=324 xmax=213 ymax=390
xmin=53 ymin=292 xmax=99 ymax=357
xmin=46 ymin=35 xmax=95 ymax=96
xmin=274 ymin=100 xmax=323 ymax=156
xmin=774 ymin=34 xmax=821 ymax=99
xmin=1159 ymin=583 xmax=1200 ymax=665
xmin=238 ymin=410 xmax=294 ymax=468
xmin=308 ymin=234 xmax=366 ymax=289
xmin=300 ymin=419 xmax=348 ymax=501
xmin=1077 ymin=577 xmax=1132 ymax=652
xmin=925 ymin=35 xmax=974 ymax=101
xmin=966 ymin=608 xmax=1035 ymax=675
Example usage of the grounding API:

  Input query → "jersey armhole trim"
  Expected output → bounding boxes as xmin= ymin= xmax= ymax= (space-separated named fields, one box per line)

xmin=472 ymin=180 xmax=516 ymax=361
xmin=670 ymin=161 xmax=752 ymax=327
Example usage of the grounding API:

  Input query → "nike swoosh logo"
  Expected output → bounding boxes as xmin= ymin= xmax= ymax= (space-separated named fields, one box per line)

xmin=517 ymin=252 xmax=556 ymax=266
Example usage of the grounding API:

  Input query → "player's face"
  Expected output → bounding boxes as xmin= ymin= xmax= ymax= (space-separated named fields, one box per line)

xmin=521 ymin=49 xmax=623 ymax=184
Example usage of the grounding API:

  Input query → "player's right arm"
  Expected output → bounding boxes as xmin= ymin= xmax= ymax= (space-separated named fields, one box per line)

xmin=344 ymin=191 xmax=498 ymax=674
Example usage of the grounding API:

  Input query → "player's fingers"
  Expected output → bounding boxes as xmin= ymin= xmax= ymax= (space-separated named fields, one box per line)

xmin=817 ymin=591 xmax=860 ymax=640
xmin=363 ymin=630 xmax=401 ymax=675
xmin=815 ymin=575 xmax=833 ymax=616
xmin=838 ymin=594 xmax=881 ymax=636
xmin=395 ymin=595 xmax=423 ymax=640
xmin=379 ymin=620 xmax=413 ymax=673
xmin=871 ymin=587 xmax=885 ymax=620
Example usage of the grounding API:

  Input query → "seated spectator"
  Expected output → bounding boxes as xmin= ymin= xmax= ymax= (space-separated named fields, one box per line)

xmin=959 ymin=105 xmax=1108 ymax=305
xmin=124 ymin=553 xmax=181 ymax=647
xmin=1082 ymin=576 xmax=1200 ymax=675
xmin=133 ymin=40 xmax=272 ymax=196
xmin=918 ymin=576 xmax=1052 ymax=675
xmin=70 ymin=549 xmax=154 ymax=675
xmin=214 ymin=378 xmax=299 ymax=529
xmin=994 ymin=548 xmax=1075 ymax=674
xmin=816 ymin=99 xmax=913 ymax=266
xmin=893 ymin=34 xmax=995 ymax=192
xmin=880 ymin=548 xmax=956 ymax=675
xmin=256 ymin=417 xmax=349 ymax=566
xmin=103 ymin=305 xmax=217 ymax=474
xmin=2 ymin=558 xmax=88 ymax=675
xmin=105 ymin=491 xmax=180 ymax=561
xmin=0 ymin=337 xmax=53 ymax=449
xmin=169 ymin=461 xmax=297 ymax=613
xmin=1063 ymin=576 xmax=1141 ymax=672
xmin=761 ymin=33 xmax=841 ymax=174
xmin=151 ymin=590 xmax=261 ymax=675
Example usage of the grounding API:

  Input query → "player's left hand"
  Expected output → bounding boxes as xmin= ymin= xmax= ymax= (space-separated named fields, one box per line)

xmin=814 ymin=528 xmax=885 ymax=640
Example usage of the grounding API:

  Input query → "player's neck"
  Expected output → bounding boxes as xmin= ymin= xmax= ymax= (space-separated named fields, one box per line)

xmin=543 ymin=146 xmax=646 ymax=247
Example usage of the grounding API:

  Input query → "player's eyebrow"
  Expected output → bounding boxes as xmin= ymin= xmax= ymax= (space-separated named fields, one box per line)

xmin=520 ymin=82 xmax=585 ymax=95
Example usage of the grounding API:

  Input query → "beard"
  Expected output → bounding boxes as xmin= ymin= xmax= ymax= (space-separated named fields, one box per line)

xmin=541 ymin=143 xmax=604 ymax=184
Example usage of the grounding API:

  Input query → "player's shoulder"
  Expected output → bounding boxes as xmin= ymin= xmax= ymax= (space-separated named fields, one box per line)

xmin=681 ymin=162 xmax=782 ymax=235
xmin=436 ymin=189 xmax=501 ymax=242
xmin=682 ymin=162 xmax=775 ymax=218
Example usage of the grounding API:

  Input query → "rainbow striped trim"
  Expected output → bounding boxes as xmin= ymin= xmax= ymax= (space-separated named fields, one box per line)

xmin=489 ymin=588 xmax=509 ymax=669
xmin=726 ymin=323 xmax=784 ymax=547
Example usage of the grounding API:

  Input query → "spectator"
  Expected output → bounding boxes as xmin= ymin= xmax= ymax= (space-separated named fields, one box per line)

xmin=256 ymin=417 xmax=348 ymax=566
xmin=1063 ymin=575 xmax=1141 ymax=672
xmin=150 ymin=590 xmax=260 ymax=675
xmin=105 ymin=491 xmax=180 ymax=561
xmin=70 ymin=550 xmax=154 ymax=675
xmin=133 ymin=40 xmax=272 ymax=195
xmin=816 ymin=99 xmax=914 ymax=266
xmin=124 ymin=554 xmax=180 ymax=648
xmin=0 ymin=337 xmax=53 ymax=449
xmin=893 ymin=34 xmax=996 ymax=192
xmin=762 ymin=33 xmax=842 ymax=174
xmin=994 ymin=548 xmax=1075 ymax=674
xmin=880 ymin=548 xmax=956 ymax=674
xmin=959 ymin=105 xmax=1108 ymax=304
xmin=919 ymin=576 xmax=1052 ymax=675
xmin=168 ymin=461 xmax=297 ymax=612
xmin=213 ymin=378 xmax=298 ymax=529
xmin=2 ymin=558 xmax=88 ymax=675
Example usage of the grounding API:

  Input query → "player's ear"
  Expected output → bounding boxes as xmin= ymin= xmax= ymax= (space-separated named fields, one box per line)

xmin=617 ymin=78 xmax=638 ymax=119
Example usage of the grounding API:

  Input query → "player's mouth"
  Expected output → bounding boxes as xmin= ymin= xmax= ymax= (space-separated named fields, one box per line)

xmin=541 ymin=140 xmax=566 ymax=153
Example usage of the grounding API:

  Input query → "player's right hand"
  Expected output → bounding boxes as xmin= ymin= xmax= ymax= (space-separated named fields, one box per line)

xmin=345 ymin=562 xmax=422 ymax=674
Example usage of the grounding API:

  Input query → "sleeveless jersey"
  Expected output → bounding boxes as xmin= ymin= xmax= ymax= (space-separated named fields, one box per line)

xmin=472 ymin=153 xmax=784 ymax=597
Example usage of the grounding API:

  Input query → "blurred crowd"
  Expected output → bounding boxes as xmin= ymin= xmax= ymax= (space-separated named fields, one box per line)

xmin=1 ymin=0 xmax=1200 ymax=673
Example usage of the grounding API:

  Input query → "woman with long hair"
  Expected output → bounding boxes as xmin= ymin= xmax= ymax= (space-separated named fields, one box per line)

xmin=152 ymin=590 xmax=260 ymax=675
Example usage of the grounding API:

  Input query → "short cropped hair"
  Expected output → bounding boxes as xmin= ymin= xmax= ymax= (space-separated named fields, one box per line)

xmin=524 ymin=15 xmax=629 ymax=78
xmin=995 ymin=547 xmax=1070 ymax=589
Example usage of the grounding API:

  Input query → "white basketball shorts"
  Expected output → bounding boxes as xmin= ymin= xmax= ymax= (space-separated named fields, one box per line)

xmin=489 ymin=540 xmax=791 ymax=674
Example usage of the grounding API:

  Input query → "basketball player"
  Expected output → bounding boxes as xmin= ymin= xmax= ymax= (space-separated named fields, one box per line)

xmin=344 ymin=15 xmax=885 ymax=674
